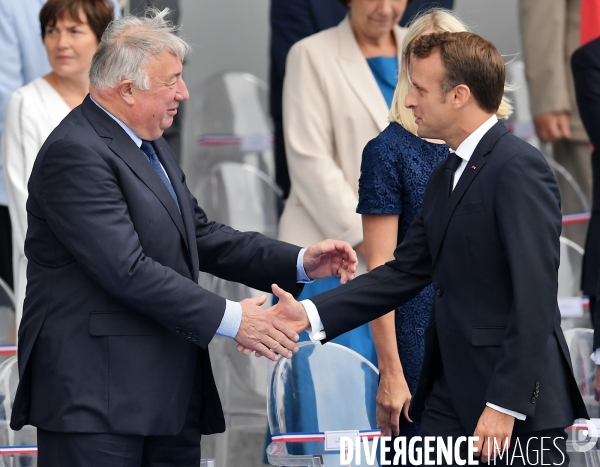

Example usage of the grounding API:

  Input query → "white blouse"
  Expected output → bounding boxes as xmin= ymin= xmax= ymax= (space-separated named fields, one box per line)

xmin=1 ymin=76 xmax=71 ymax=326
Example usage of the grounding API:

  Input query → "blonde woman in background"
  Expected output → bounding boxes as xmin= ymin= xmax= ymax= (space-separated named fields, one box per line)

xmin=279 ymin=0 xmax=411 ymax=363
xmin=357 ymin=8 xmax=512 ymax=458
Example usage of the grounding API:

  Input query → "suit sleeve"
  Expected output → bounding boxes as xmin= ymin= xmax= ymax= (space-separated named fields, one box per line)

xmin=282 ymin=41 xmax=363 ymax=246
xmin=312 ymin=211 xmax=432 ymax=340
xmin=519 ymin=0 xmax=571 ymax=117
xmin=484 ymin=152 xmax=562 ymax=416
xmin=37 ymin=140 xmax=294 ymax=348
xmin=192 ymin=199 xmax=302 ymax=295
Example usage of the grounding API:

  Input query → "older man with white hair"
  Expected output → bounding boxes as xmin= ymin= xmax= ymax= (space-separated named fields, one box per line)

xmin=10 ymin=9 xmax=357 ymax=466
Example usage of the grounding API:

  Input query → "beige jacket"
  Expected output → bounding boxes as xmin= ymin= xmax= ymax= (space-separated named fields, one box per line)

xmin=520 ymin=0 xmax=588 ymax=142
xmin=279 ymin=15 xmax=406 ymax=248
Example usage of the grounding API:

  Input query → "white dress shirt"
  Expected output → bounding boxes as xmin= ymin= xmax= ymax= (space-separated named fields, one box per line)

xmin=91 ymin=97 xmax=313 ymax=339
xmin=303 ymin=114 xmax=526 ymax=420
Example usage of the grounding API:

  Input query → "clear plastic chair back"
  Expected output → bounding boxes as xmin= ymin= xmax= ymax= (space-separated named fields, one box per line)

xmin=0 ymin=280 xmax=15 ymax=364
xmin=563 ymin=329 xmax=600 ymax=467
xmin=194 ymin=162 xmax=281 ymax=239
xmin=183 ymin=72 xmax=274 ymax=196
xmin=267 ymin=342 xmax=379 ymax=466
xmin=0 ymin=357 xmax=36 ymax=467
xmin=558 ymin=237 xmax=584 ymax=298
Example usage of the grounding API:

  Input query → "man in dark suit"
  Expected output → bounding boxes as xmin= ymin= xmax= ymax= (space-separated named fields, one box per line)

xmin=266 ymin=32 xmax=587 ymax=464
xmin=571 ymin=37 xmax=600 ymax=399
xmin=10 ymin=9 xmax=357 ymax=466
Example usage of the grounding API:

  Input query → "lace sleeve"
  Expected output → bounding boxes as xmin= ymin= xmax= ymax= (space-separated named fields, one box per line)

xmin=357 ymin=128 xmax=403 ymax=215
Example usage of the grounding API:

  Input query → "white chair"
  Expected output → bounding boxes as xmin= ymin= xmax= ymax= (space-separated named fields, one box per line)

xmin=266 ymin=342 xmax=380 ymax=467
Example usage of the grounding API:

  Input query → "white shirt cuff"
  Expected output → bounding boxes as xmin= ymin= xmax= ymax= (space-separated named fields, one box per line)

xmin=297 ymin=248 xmax=313 ymax=283
xmin=216 ymin=300 xmax=243 ymax=338
xmin=300 ymin=299 xmax=326 ymax=342
xmin=591 ymin=349 xmax=600 ymax=365
xmin=486 ymin=402 xmax=526 ymax=421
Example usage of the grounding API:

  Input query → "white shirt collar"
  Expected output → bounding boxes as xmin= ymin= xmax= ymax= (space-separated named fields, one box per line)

xmin=453 ymin=114 xmax=498 ymax=162
xmin=90 ymin=95 xmax=143 ymax=148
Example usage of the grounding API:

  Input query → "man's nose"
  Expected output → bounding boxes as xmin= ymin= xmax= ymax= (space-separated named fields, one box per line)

xmin=404 ymin=88 xmax=416 ymax=108
xmin=177 ymin=79 xmax=189 ymax=101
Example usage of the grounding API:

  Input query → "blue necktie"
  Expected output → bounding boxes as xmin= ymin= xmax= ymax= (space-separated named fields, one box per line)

xmin=140 ymin=140 xmax=179 ymax=210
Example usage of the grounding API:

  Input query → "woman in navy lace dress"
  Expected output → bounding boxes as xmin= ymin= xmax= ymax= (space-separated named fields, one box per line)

xmin=357 ymin=9 xmax=513 ymax=450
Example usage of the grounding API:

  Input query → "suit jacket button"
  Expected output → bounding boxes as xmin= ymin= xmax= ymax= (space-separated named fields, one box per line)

xmin=436 ymin=289 xmax=444 ymax=297
xmin=531 ymin=397 xmax=536 ymax=404
xmin=535 ymin=382 xmax=540 ymax=389
xmin=175 ymin=327 xmax=181 ymax=333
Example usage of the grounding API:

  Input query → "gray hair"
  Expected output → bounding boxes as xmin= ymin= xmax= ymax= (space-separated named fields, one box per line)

xmin=89 ymin=8 xmax=190 ymax=90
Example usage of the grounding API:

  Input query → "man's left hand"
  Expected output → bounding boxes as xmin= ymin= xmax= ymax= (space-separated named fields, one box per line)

xmin=473 ymin=406 xmax=515 ymax=462
xmin=304 ymin=239 xmax=357 ymax=283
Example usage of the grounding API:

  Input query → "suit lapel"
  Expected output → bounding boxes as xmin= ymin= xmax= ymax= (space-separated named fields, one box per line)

xmin=429 ymin=122 xmax=509 ymax=262
xmin=82 ymin=96 xmax=189 ymax=253
xmin=336 ymin=15 xmax=400 ymax=132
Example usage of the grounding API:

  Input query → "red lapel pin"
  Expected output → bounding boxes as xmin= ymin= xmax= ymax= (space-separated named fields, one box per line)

xmin=471 ymin=165 xmax=477 ymax=170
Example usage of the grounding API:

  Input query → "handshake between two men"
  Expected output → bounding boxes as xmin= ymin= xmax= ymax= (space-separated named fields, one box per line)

xmin=232 ymin=238 xmax=357 ymax=362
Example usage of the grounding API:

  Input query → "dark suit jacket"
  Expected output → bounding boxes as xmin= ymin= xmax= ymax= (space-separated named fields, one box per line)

xmin=269 ymin=0 xmax=454 ymax=198
xmin=571 ymin=39 xmax=600 ymax=339
xmin=311 ymin=121 xmax=587 ymax=434
xmin=11 ymin=96 xmax=302 ymax=436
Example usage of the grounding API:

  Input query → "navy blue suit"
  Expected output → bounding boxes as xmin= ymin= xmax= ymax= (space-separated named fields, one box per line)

xmin=311 ymin=122 xmax=586 ymax=436
xmin=11 ymin=96 xmax=302 ymax=439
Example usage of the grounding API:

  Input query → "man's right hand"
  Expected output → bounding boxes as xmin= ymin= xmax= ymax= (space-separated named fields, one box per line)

xmin=234 ymin=295 xmax=300 ymax=362
xmin=237 ymin=284 xmax=310 ymax=357
xmin=534 ymin=111 xmax=571 ymax=143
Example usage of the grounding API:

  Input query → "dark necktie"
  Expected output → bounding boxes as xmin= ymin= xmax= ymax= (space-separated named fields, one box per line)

xmin=445 ymin=151 xmax=463 ymax=196
xmin=140 ymin=140 xmax=180 ymax=210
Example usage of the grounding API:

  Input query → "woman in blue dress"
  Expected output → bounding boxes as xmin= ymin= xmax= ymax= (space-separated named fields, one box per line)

xmin=357 ymin=8 xmax=514 ymax=453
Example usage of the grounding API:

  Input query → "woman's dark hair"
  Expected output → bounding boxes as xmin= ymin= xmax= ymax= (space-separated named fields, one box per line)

xmin=40 ymin=0 xmax=113 ymax=43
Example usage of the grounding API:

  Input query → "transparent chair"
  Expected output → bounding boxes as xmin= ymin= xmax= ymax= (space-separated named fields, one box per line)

xmin=0 ymin=280 xmax=16 ymax=364
xmin=183 ymin=72 xmax=274 ymax=196
xmin=505 ymin=60 xmax=540 ymax=148
xmin=194 ymin=163 xmax=282 ymax=466
xmin=266 ymin=342 xmax=379 ymax=467
xmin=0 ymin=356 xmax=36 ymax=467
xmin=563 ymin=329 xmax=600 ymax=466
xmin=558 ymin=237 xmax=589 ymax=330
xmin=194 ymin=161 xmax=282 ymax=302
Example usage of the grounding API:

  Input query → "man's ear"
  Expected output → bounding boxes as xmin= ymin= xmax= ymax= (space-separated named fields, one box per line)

xmin=118 ymin=80 xmax=135 ymax=105
xmin=450 ymin=84 xmax=471 ymax=109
